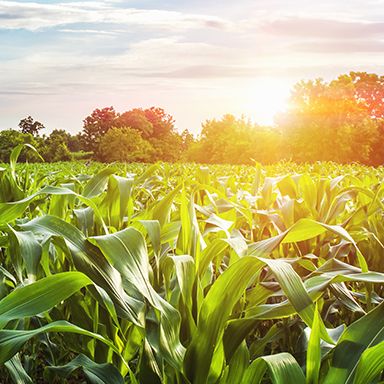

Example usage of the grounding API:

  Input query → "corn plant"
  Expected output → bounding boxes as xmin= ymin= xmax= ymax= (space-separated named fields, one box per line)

xmin=0 ymin=144 xmax=383 ymax=383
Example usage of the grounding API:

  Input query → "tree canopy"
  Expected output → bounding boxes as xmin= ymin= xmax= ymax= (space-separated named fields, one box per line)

xmin=0 ymin=130 xmax=41 ymax=162
xmin=18 ymin=116 xmax=45 ymax=136
xmin=277 ymin=75 xmax=379 ymax=163
xmin=81 ymin=106 xmax=185 ymax=162
xmin=98 ymin=127 xmax=153 ymax=162
xmin=187 ymin=114 xmax=281 ymax=164
xmin=82 ymin=106 xmax=117 ymax=153
xmin=4 ymin=71 xmax=384 ymax=165
xmin=331 ymin=72 xmax=384 ymax=119
xmin=186 ymin=72 xmax=384 ymax=165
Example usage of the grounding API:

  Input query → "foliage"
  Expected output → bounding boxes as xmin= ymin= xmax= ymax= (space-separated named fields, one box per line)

xmin=331 ymin=72 xmax=384 ymax=119
xmin=142 ymin=106 xmax=176 ymax=138
xmin=148 ymin=133 xmax=183 ymax=162
xmin=67 ymin=132 xmax=86 ymax=152
xmin=1 ymin=145 xmax=384 ymax=382
xmin=116 ymin=109 xmax=153 ymax=139
xmin=71 ymin=150 xmax=93 ymax=161
xmin=41 ymin=130 xmax=73 ymax=162
xmin=97 ymin=127 xmax=153 ymax=162
xmin=82 ymin=106 xmax=184 ymax=162
xmin=9 ymin=72 xmax=384 ymax=165
xmin=187 ymin=72 xmax=384 ymax=166
xmin=40 ymin=130 xmax=87 ymax=162
xmin=0 ymin=126 xmax=86 ymax=164
xmin=0 ymin=130 xmax=41 ymax=163
xmin=18 ymin=116 xmax=45 ymax=136
xmin=187 ymin=114 xmax=281 ymax=164
xmin=369 ymin=119 xmax=384 ymax=166
xmin=278 ymin=75 xmax=380 ymax=164
xmin=82 ymin=106 xmax=118 ymax=152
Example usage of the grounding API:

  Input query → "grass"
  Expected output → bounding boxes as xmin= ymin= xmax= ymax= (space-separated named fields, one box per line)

xmin=0 ymin=145 xmax=383 ymax=383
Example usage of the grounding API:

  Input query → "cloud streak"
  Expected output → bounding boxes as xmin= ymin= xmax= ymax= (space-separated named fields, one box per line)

xmin=0 ymin=1 xmax=230 ymax=31
xmin=291 ymin=40 xmax=384 ymax=53
xmin=260 ymin=17 xmax=384 ymax=39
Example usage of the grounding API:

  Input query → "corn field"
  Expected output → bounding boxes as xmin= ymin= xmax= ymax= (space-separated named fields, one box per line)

xmin=0 ymin=144 xmax=384 ymax=383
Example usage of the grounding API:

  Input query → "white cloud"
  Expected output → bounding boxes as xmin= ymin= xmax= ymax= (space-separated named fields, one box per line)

xmin=58 ymin=28 xmax=118 ymax=35
xmin=0 ymin=1 xmax=230 ymax=31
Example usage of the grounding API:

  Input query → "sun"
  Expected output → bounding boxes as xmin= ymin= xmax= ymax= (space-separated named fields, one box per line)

xmin=239 ymin=79 xmax=291 ymax=125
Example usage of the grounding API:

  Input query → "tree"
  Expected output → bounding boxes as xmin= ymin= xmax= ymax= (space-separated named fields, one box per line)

xmin=18 ymin=116 xmax=45 ymax=136
xmin=97 ymin=127 xmax=153 ymax=162
xmin=48 ymin=129 xmax=71 ymax=145
xmin=44 ymin=141 xmax=72 ymax=162
xmin=278 ymin=78 xmax=378 ymax=163
xmin=149 ymin=133 xmax=183 ymax=162
xmin=143 ymin=107 xmax=175 ymax=138
xmin=369 ymin=119 xmax=384 ymax=166
xmin=181 ymin=129 xmax=195 ymax=152
xmin=142 ymin=107 xmax=184 ymax=161
xmin=41 ymin=130 xmax=72 ymax=162
xmin=82 ymin=107 xmax=117 ymax=152
xmin=67 ymin=132 xmax=86 ymax=152
xmin=331 ymin=72 xmax=384 ymax=119
xmin=0 ymin=130 xmax=41 ymax=162
xmin=187 ymin=114 xmax=281 ymax=164
xmin=116 ymin=109 xmax=153 ymax=138
xmin=82 ymin=106 xmax=184 ymax=162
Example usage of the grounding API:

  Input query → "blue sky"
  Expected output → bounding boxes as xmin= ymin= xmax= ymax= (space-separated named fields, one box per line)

xmin=1 ymin=0 xmax=384 ymax=134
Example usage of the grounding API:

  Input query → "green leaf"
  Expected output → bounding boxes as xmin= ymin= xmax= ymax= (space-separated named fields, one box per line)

xmin=151 ymin=185 xmax=180 ymax=226
xmin=7 ymin=227 xmax=42 ymax=281
xmin=258 ymin=258 xmax=333 ymax=344
xmin=224 ymin=341 xmax=250 ymax=384
xmin=0 ymin=272 xmax=91 ymax=328
xmin=324 ymin=301 xmax=384 ymax=384
xmin=243 ymin=353 xmax=306 ymax=384
xmin=184 ymin=256 xmax=263 ymax=384
xmin=19 ymin=215 xmax=144 ymax=327
xmin=10 ymin=144 xmax=43 ymax=179
xmin=83 ymin=167 xmax=116 ymax=198
xmin=0 ymin=320 xmax=120 ymax=364
xmin=4 ymin=354 xmax=33 ymax=384
xmin=89 ymin=227 xmax=185 ymax=370
xmin=306 ymin=303 xmax=321 ymax=384
xmin=48 ymin=353 xmax=125 ymax=384
xmin=353 ymin=341 xmax=384 ymax=384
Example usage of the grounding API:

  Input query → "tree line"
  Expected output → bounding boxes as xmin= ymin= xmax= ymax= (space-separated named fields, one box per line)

xmin=1 ymin=71 xmax=384 ymax=165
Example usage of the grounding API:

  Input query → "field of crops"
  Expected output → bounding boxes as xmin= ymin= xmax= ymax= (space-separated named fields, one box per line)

xmin=0 ymin=145 xmax=384 ymax=383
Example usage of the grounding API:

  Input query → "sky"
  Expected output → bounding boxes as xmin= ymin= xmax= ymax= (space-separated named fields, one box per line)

xmin=1 ymin=0 xmax=384 ymax=135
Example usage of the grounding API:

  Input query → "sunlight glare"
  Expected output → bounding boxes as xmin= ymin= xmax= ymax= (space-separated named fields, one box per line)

xmin=239 ymin=79 xmax=291 ymax=126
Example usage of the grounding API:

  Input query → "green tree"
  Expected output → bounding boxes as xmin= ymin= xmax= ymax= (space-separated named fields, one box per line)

xmin=180 ymin=129 xmax=195 ymax=160
xmin=143 ymin=107 xmax=175 ymax=138
xmin=135 ymin=106 xmax=183 ymax=161
xmin=331 ymin=72 xmax=384 ymax=119
xmin=82 ymin=106 xmax=184 ymax=162
xmin=97 ymin=127 xmax=153 ymax=162
xmin=41 ymin=130 xmax=72 ymax=162
xmin=67 ymin=132 xmax=85 ymax=152
xmin=369 ymin=119 xmax=384 ymax=166
xmin=116 ymin=109 xmax=153 ymax=139
xmin=18 ymin=116 xmax=45 ymax=136
xmin=48 ymin=129 xmax=71 ymax=145
xmin=0 ymin=130 xmax=41 ymax=162
xmin=278 ymin=78 xmax=378 ymax=163
xmin=187 ymin=114 xmax=281 ymax=164
xmin=149 ymin=133 xmax=183 ymax=162
xmin=82 ymin=107 xmax=117 ymax=152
